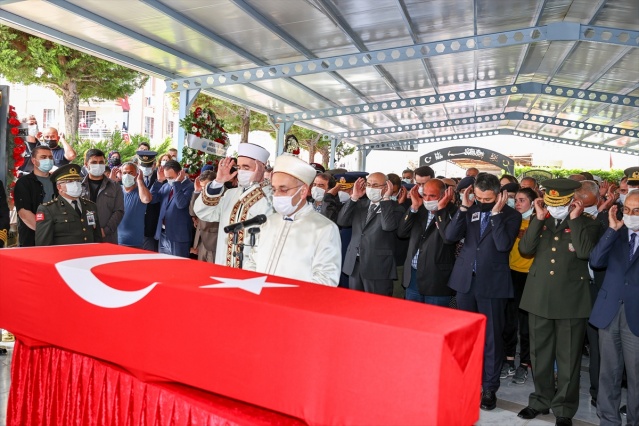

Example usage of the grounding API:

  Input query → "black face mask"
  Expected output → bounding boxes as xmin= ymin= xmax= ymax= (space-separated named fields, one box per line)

xmin=478 ymin=201 xmax=496 ymax=211
xmin=42 ymin=139 xmax=58 ymax=149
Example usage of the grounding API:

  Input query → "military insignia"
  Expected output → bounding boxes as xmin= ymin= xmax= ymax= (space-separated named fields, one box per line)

xmin=36 ymin=212 xmax=45 ymax=221
xmin=632 ymin=171 xmax=639 ymax=179
xmin=142 ymin=155 xmax=149 ymax=161
xmin=69 ymin=167 xmax=78 ymax=174
xmin=564 ymin=228 xmax=571 ymax=233
xmin=568 ymin=243 xmax=575 ymax=252
xmin=548 ymin=189 xmax=559 ymax=197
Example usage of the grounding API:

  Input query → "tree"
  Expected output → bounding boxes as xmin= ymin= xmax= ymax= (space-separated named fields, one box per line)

xmin=170 ymin=92 xmax=273 ymax=142
xmin=0 ymin=25 xmax=148 ymax=139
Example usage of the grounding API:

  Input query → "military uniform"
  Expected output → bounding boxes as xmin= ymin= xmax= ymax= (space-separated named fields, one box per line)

xmin=518 ymin=179 xmax=601 ymax=421
xmin=34 ymin=164 xmax=103 ymax=246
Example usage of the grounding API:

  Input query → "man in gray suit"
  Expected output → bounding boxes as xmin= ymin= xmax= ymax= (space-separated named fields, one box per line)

xmin=337 ymin=172 xmax=404 ymax=296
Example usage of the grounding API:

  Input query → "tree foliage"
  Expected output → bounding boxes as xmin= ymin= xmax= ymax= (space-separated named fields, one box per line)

xmin=0 ymin=24 xmax=148 ymax=139
xmin=72 ymin=133 xmax=172 ymax=166
xmin=514 ymin=166 xmax=625 ymax=182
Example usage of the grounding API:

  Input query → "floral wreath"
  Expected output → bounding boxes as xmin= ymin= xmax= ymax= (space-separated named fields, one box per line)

xmin=179 ymin=106 xmax=230 ymax=180
xmin=6 ymin=105 xmax=24 ymax=198
xmin=285 ymin=134 xmax=300 ymax=155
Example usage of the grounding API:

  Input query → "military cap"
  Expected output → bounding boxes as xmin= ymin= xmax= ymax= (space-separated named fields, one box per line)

xmin=456 ymin=176 xmax=475 ymax=192
xmin=309 ymin=162 xmax=326 ymax=174
xmin=201 ymin=164 xmax=215 ymax=173
xmin=541 ymin=178 xmax=581 ymax=206
xmin=624 ymin=166 xmax=639 ymax=185
xmin=136 ymin=150 xmax=158 ymax=166
xmin=334 ymin=171 xmax=368 ymax=189
xmin=500 ymin=182 xmax=520 ymax=194
xmin=325 ymin=168 xmax=347 ymax=176
xmin=50 ymin=163 xmax=82 ymax=183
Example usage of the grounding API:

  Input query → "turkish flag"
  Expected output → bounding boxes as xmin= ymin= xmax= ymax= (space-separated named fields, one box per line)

xmin=116 ymin=96 xmax=131 ymax=112
xmin=0 ymin=244 xmax=485 ymax=425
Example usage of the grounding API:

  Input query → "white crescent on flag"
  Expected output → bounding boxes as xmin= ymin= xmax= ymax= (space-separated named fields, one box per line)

xmin=55 ymin=253 xmax=181 ymax=308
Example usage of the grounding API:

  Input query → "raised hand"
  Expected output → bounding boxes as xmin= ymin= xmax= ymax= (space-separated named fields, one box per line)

xmin=409 ymin=184 xmax=422 ymax=210
xmin=214 ymin=157 xmax=238 ymax=184
xmin=326 ymin=184 xmax=340 ymax=196
xmin=109 ymin=166 xmax=121 ymax=182
xmin=397 ymin=186 xmax=408 ymax=205
xmin=461 ymin=186 xmax=474 ymax=207
xmin=608 ymin=205 xmax=624 ymax=231
xmin=384 ymin=180 xmax=394 ymax=200
xmin=492 ymin=190 xmax=508 ymax=213
xmin=351 ymin=177 xmax=366 ymax=200
xmin=438 ymin=186 xmax=454 ymax=210
xmin=194 ymin=177 xmax=203 ymax=192
xmin=157 ymin=166 xmax=166 ymax=182
xmin=569 ymin=199 xmax=584 ymax=219
xmin=533 ymin=198 xmax=547 ymax=221
xmin=177 ymin=169 xmax=186 ymax=182
xmin=251 ymin=160 xmax=265 ymax=183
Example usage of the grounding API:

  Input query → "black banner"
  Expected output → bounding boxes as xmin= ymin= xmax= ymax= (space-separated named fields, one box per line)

xmin=419 ymin=146 xmax=515 ymax=175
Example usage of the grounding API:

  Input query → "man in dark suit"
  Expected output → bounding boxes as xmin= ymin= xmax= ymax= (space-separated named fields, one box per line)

xmin=398 ymin=178 xmax=457 ymax=306
xmin=150 ymin=160 xmax=194 ymax=258
xmin=337 ymin=172 xmax=404 ymax=296
xmin=589 ymin=191 xmax=639 ymax=426
xmin=518 ymin=179 xmax=601 ymax=426
xmin=445 ymin=173 xmax=521 ymax=411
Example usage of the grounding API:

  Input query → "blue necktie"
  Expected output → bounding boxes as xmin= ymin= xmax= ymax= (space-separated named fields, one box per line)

xmin=480 ymin=212 xmax=490 ymax=237
xmin=630 ymin=233 xmax=637 ymax=262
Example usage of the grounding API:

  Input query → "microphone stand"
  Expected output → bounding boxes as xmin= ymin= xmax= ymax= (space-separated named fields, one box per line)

xmin=248 ymin=227 xmax=260 ymax=248
xmin=231 ymin=230 xmax=244 ymax=269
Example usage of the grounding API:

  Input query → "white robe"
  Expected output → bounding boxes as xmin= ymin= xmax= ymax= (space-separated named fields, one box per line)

xmin=193 ymin=181 xmax=273 ymax=267
xmin=245 ymin=203 xmax=341 ymax=287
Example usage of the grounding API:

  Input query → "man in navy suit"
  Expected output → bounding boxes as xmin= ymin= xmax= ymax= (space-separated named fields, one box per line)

xmin=589 ymin=191 xmax=639 ymax=426
xmin=151 ymin=160 xmax=194 ymax=258
xmin=445 ymin=173 xmax=521 ymax=411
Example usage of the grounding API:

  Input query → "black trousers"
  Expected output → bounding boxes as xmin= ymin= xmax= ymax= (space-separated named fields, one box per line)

xmin=503 ymin=270 xmax=530 ymax=365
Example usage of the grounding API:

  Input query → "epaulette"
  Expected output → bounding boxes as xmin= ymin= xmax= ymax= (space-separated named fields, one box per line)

xmin=81 ymin=197 xmax=96 ymax=205
xmin=43 ymin=198 xmax=57 ymax=206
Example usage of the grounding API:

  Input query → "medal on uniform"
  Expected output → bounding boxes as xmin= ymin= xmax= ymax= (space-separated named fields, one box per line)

xmin=86 ymin=211 xmax=96 ymax=227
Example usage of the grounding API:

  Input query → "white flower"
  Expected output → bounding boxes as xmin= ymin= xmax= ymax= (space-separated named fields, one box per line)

xmin=191 ymin=126 xmax=198 ymax=133
xmin=202 ymin=112 xmax=208 ymax=119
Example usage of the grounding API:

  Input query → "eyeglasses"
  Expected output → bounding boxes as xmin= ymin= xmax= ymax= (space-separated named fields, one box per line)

xmin=365 ymin=183 xmax=385 ymax=189
xmin=622 ymin=207 xmax=639 ymax=216
xmin=273 ymin=185 xmax=303 ymax=196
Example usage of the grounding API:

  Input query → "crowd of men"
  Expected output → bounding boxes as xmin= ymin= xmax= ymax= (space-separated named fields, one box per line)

xmin=7 ymin=131 xmax=639 ymax=426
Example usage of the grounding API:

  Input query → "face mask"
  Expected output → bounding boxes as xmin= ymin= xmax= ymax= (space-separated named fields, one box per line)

xmin=468 ymin=194 xmax=475 ymax=201
xmin=311 ymin=186 xmax=325 ymax=202
xmin=338 ymin=191 xmax=350 ymax=203
xmin=423 ymin=200 xmax=438 ymax=211
xmin=237 ymin=169 xmax=254 ymax=188
xmin=390 ymin=195 xmax=398 ymax=201
xmin=624 ymin=214 xmax=639 ymax=231
xmin=64 ymin=181 xmax=82 ymax=198
xmin=619 ymin=194 xmax=627 ymax=204
xmin=522 ymin=208 xmax=534 ymax=219
xmin=273 ymin=187 xmax=304 ymax=216
xmin=418 ymin=186 xmax=424 ymax=197
xmin=140 ymin=166 xmax=153 ymax=177
xmin=109 ymin=158 xmax=121 ymax=168
xmin=160 ymin=160 xmax=167 ymax=167
xmin=478 ymin=201 xmax=496 ymax=212
xmin=88 ymin=164 xmax=106 ymax=177
xmin=547 ymin=205 xmax=570 ymax=221
xmin=584 ymin=205 xmax=599 ymax=217
xmin=166 ymin=178 xmax=176 ymax=186
xmin=365 ymin=187 xmax=383 ymax=203
xmin=402 ymin=179 xmax=411 ymax=184
xmin=37 ymin=158 xmax=54 ymax=173
xmin=42 ymin=139 xmax=58 ymax=149
xmin=122 ymin=174 xmax=136 ymax=188
xmin=507 ymin=199 xmax=515 ymax=209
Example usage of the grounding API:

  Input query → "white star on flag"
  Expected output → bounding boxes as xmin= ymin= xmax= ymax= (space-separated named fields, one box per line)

xmin=200 ymin=276 xmax=298 ymax=295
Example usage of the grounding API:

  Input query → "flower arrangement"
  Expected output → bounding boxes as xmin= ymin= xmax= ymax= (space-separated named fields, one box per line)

xmin=6 ymin=105 xmax=24 ymax=198
xmin=284 ymin=134 xmax=300 ymax=155
xmin=179 ymin=107 xmax=229 ymax=174
xmin=179 ymin=106 xmax=229 ymax=148
xmin=180 ymin=146 xmax=218 ymax=180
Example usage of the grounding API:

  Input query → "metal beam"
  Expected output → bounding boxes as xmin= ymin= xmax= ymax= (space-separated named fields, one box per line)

xmin=177 ymin=89 xmax=201 ymax=160
xmin=166 ymin=23 xmax=639 ymax=91
xmin=335 ymin=112 xmax=637 ymax=140
xmin=270 ymin=83 xmax=639 ymax=123
xmin=357 ymin=129 xmax=639 ymax=156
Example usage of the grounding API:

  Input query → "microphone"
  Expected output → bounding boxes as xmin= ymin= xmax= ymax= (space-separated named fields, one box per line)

xmin=224 ymin=214 xmax=267 ymax=233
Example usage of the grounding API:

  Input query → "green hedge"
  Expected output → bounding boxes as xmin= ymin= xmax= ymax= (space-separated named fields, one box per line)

xmin=514 ymin=166 xmax=626 ymax=182
xmin=71 ymin=132 xmax=172 ymax=165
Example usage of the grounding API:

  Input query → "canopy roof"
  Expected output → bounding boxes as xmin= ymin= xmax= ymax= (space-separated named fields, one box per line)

xmin=1 ymin=0 xmax=638 ymax=156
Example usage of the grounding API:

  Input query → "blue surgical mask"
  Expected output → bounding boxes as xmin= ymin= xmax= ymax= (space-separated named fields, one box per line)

xmin=37 ymin=158 xmax=54 ymax=173
xmin=507 ymin=198 xmax=515 ymax=209
xmin=522 ymin=208 xmax=534 ymax=219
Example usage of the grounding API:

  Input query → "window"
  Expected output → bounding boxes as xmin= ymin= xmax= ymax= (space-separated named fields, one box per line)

xmin=145 ymin=96 xmax=153 ymax=107
xmin=166 ymin=120 xmax=174 ymax=135
xmin=144 ymin=116 xmax=155 ymax=139
xmin=43 ymin=109 xmax=56 ymax=128
xmin=79 ymin=110 xmax=97 ymax=127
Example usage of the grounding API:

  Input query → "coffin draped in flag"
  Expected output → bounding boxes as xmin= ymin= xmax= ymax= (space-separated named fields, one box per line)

xmin=0 ymin=244 xmax=485 ymax=425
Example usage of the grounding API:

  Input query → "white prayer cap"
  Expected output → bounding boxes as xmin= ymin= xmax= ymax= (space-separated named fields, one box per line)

xmin=237 ymin=143 xmax=270 ymax=164
xmin=273 ymin=154 xmax=317 ymax=186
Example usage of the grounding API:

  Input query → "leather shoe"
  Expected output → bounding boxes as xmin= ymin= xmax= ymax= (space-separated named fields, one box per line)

xmin=555 ymin=417 xmax=572 ymax=426
xmin=517 ymin=406 xmax=549 ymax=419
xmin=480 ymin=390 xmax=496 ymax=411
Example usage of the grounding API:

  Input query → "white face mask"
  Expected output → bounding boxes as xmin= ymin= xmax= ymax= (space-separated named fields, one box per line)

xmin=140 ymin=166 xmax=153 ymax=177
xmin=338 ymin=191 xmax=350 ymax=203
xmin=160 ymin=160 xmax=167 ymax=167
xmin=166 ymin=178 xmax=176 ymax=186
xmin=584 ymin=205 xmax=599 ymax=217
xmin=365 ymin=187 xmax=383 ymax=203
xmin=237 ymin=169 xmax=254 ymax=188
xmin=88 ymin=164 xmax=105 ymax=177
xmin=547 ymin=205 xmax=570 ymax=221
xmin=64 ymin=181 xmax=82 ymax=198
xmin=468 ymin=193 xmax=475 ymax=201
xmin=402 ymin=178 xmax=411 ymax=184
xmin=522 ymin=208 xmax=534 ymax=219
xmin=311 ymin=186 xmax=325 ymax=202
xmin=624 ymin=214 xmax=639 ymax=231
xmin=122 ymin=174 xmax=136 ymax=188
xmin=273 ymin=187 xmax=304 ymax=216
xmin=418 ymin=186 xmax=424 ymax=197
xmin=507 ymin=198 xmax=516 ymax=209
xmin=37 ymin=158 xmax=54 ymax=173
xmin=423 ymin=200 xmax=438 ymax=211
xmin=619 ymin=194 xmax=627 ymax=204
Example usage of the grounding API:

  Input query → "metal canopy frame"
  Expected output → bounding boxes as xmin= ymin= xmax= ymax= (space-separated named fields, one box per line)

xmin=1 ymin=0 xmax=637 ymax=162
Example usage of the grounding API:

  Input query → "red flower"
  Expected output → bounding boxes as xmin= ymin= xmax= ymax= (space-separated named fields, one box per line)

xmin=9 ymin=105 xmax=15 ymax=111
xmin=8 ymin=118 xmax=20 ymax=126
xmin=14 ymin=137 xmax=24 ymax=145
xmin=14 ymin=157 xmax=25 ymax=168
xmin=194 ymin=107 xmax=202 ymax=118
xmin=195 ymin=132 xmax=201 ymax=137
xmin=9 ymin=111 xmax=17 ymax=118
xmin=206 ymin=161 xmax=213 ymax=165
xmin=12 ymin=169 xmax=19 ymax=177
xmin=14 ymin=144 xmax=26 ymax=154
xmin=10 ymin=127 xmax=19 ymax=135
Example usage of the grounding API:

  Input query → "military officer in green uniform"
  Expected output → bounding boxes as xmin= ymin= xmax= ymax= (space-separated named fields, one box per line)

xmin=35 ymin=164 xmax=103 ymax=246
xmin=516 ymin=179 xmax=601 ymax=426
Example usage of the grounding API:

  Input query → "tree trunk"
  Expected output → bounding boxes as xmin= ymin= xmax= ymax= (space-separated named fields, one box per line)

xmin=61 ymin=79 xmax=80 ymax=141
xmin=318 ymin=144 xmax=330 ymax=167
xmin=307 ymin=133 xmax=321 ymax=163
xmin=240 ymin=108 xmax=250 ymax=143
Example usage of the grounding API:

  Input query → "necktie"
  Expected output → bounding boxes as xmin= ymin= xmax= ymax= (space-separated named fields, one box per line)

xmin=366 ymin=203 xmax=378 ymax=223
xmin=556 ymin=219 xmax=562 ymax=227
xmin=480 ymin=212 xmax=490 ymax=237
xmin=168 ymin=187 xmax=174 ymax=201
xmin=72 ymin=200 xmax=82 ymax=216
xmin=630 ymin=233 xmax=637 ymax=262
